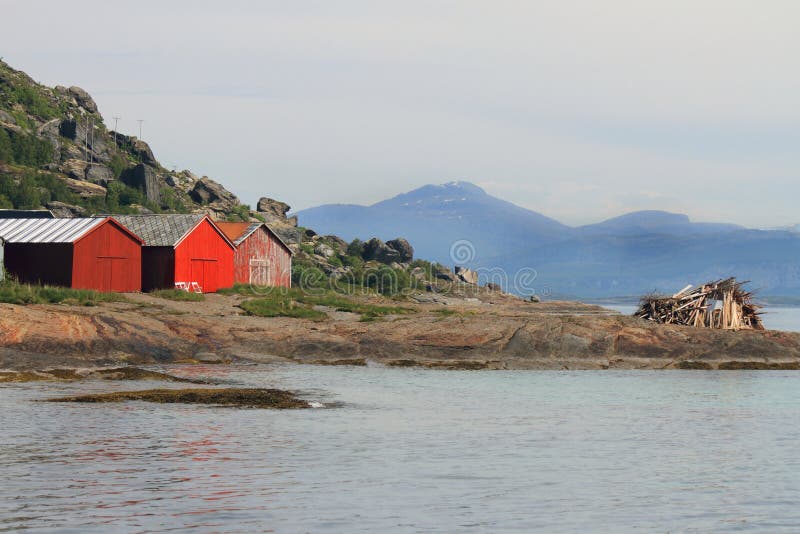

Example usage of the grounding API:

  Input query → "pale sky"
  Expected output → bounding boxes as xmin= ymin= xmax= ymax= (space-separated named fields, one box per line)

xmin=2 ymin=1 xmax=798 ymax=226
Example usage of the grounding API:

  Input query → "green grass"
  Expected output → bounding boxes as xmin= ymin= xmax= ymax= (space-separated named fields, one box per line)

xmin=151 ymin=289 xmax=205 ymax=301
xmin=0 ymin=280 xmax=127 ymax=306
xmin=239 ymin=295 xmax=328 ymax=321
xmin=229 ymin=285 xmax=415 ymax=321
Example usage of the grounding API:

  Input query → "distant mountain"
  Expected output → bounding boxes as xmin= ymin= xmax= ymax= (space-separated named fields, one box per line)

xmin=580 ymin=210 xmax=743 ymax=236
xmin=297 ymin=181 xmax=573 ymax=264
xmin=297 ymin=182 xmax=800 ymax=298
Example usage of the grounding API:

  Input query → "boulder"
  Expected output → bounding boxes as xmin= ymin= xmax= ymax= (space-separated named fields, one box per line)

xmin=67 ymin=86 xmax=99 ymax=113
xmin=257 ymin=197 xmax=289 ymax=217
xmin=314 ymin=243 xmax=335 ymax=258
xmin=324 ymin=235 xmax=348 ymax=250
xmin=62 ymin=176 xmax=106 ymax=198
xmin=46 ymin=201 xmax=87 ymax=218
xmin=434 ymin=265 xmax=458 ymax=282
xmin=130 ymin=138 xmax=157 ymax=166
xmin=0 ymin=110 xmax=16 ymax=125
xmin=362 ymin=238 xmax=401 ymax=263
xmin=486 ymin=282 xmax=502 ymax=292
xmin=86 ymin=164 xmax=114 ymax=184
xmin=455 ymin=266 xmax=478 ymax=285
xmin=165 ymin=170 xmax=199 ymax=191
xmin=61 ymin=158 xmax=88 ymax=180
xmin=120 ymin=164 xmax=162 ymax=204
xmin=188 ymin=177 xmax=239 ymax=213
xmin=386 ymin=238 xmax=414 ymax=262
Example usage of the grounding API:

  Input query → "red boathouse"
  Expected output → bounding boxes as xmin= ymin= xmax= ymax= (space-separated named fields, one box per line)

xmin=0 ymin=217 xmax=143 ymax=292
xmin=216 ymin=222 xmax=293 ymax=287
xmin=115 ymin=214 xmax=235 ymax=293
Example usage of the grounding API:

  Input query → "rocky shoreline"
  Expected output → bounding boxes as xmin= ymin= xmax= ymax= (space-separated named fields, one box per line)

xmin=2 ymin=290 xmax=800 ymax=372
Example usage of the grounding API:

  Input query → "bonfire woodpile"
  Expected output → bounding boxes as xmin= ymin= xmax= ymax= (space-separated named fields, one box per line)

xmin=635 ymin=278 xmax=764 ymax=330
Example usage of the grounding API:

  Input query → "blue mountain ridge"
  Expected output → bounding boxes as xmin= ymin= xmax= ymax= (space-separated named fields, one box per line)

xmin=296 ymin=182 xmax=800 ymax=298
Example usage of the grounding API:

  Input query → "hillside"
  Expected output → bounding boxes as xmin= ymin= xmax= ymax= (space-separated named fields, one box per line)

xmin=297 ymin=182 xmax=800 ymax=298
xmin=0 ymin=60 xmax=490 ymax=295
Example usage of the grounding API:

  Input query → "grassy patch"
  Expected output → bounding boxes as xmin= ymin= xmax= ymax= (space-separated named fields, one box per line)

xmin=0 ymin=280 xmax=126 ymax=306
xmin=233 ymin=286 xmax=415 ymax=321
xmin=151 ymin=289 xmax=205 ymax=302
xmin=48 ymin=388 xmax=310 ymax=409
xmin=239 ymin=296 xmax=328 ymax=321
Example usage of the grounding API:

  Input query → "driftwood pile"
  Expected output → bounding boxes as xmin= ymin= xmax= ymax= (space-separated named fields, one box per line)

xmin=635 ymin=278 xmax=764 ymax=330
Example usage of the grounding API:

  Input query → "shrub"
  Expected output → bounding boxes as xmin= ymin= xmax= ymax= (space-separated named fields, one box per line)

xmin=347 ymin=238 xmax=365 ymax=258
xmin=10 ymin=85 xmax=58 ymax=119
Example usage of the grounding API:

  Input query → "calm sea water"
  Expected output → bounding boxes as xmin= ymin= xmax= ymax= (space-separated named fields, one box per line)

xmin=603 ymin=304 xmax=800 ymax=333
xmin=3 ymin=365 xmax=800 ymax=532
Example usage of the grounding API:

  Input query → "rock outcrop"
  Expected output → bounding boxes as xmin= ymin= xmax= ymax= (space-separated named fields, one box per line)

xmin=455 ymin=266 xmax=478 ymax=285
xmin=3 ymin=295 xmax=800 ymax=372
xmin=386 ymin=238 xmax=414 ymax=262
xmin=257 ymin=197 xmax=298 ymax=226
xmin=188 ymin=177 xmax=241 ymax=217
xmin=362 ymin=238 xmax=401 ymax=263
xmin=120 ymin=164 xmax=162 ymax=204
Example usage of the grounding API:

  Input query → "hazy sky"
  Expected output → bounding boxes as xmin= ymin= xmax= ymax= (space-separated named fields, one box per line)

xmin=3 ymin=1 xmax=798 ymax=226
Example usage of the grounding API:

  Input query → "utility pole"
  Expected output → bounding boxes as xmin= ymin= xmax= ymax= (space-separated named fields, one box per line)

xmin=88 ymin=117 xmax=94 ymax=165
xmin=137 ymin=119 xmax=144 ymax=140
xmin=112 ymin=116 xmax=120 ymax=145
xmin=85 ymin=117 xmax=90 ymax=164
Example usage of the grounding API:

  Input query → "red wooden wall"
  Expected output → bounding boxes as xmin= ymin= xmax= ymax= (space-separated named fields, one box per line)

xmin=173 ymin=219 xmax=234 ymax=293
xmin=72 ymin=219 xmax=142 ymax=292
xmin=233 ymin=226 xmax=292 ymax=287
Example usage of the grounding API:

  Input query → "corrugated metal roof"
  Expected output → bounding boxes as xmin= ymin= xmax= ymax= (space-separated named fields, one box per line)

xmin=113 ymin=214 xmax=206 ymax=247
xmin=0 ymin=218 xmax=106 ymax=243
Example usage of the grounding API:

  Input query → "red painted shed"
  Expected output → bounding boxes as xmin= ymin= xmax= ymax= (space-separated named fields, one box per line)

xmin=115 ymin=215 xmax=235 ymax=293
xmin=0 ymin=217 xmax=143 ymax=292
xmin=216 ymin=222 xmax=293 ymax=287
